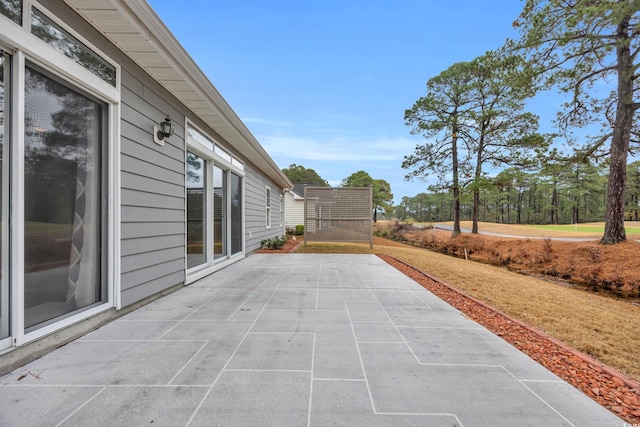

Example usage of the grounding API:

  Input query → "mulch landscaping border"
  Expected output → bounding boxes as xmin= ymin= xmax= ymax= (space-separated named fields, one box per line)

xmin=255 ymin=239 xmax=302 ymax=254
xmin=378 ymin=253 xmax=640 ymax=423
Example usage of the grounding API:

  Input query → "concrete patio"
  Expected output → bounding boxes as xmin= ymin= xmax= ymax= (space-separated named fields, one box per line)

xmin=0 ymin=254 xmax=621 ymax=426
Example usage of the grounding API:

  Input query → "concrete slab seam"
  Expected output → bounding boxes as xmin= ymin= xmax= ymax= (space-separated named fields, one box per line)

xmin=362 ymin=288 xmax=423 ymax=366
xmin=344 ymin=300 xmax=377 ymax=414
xmin=54 ymin=386 xmax=107 ymax=427
xmin=167 ymin=341 xmax=209 ymax=385
xmin=184 ymin=272 xmax=284 ymax=426
xmin=501 ymin=365 xmax=576 ymax=426
xmin=226 ymin=287 xmax=265 ymax=320
xmin=307 ymin=333 xmax=316 ymax=427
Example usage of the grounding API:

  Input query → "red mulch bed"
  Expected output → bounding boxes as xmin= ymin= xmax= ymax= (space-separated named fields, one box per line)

xmin=378 ymin=253 xmax=640 ymax=423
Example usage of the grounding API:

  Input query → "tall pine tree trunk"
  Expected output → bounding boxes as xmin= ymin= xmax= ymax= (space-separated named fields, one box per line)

xmin=451 ymin=128 xmax=461 ymax=237
xmin=551 ymin=182 xmax=558 ymax=224
xmin=601 ymin=16 xmax=633 ymax=244
xmin=472 ymin=141 xmax=484 ymax=233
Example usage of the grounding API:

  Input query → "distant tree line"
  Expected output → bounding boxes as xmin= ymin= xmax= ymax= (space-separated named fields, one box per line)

xmin=395 ymin=160 xmax=640 ymax=225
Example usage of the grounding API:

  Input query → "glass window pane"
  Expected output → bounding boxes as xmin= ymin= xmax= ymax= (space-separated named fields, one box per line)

xmin=0 ymin=50 xmax=9 ymax=340
xmin=266 ymin=187 xmax=271 ymax=228
xmin=31 ymin=7 xmax=116 ymax=86
xmin=213 ymin=166 xmax=226 ymax=259
xmin=214 ymin=145 xmax=232 ymax=163
xmin=0 ymin=0 xmax=22 ymax=25
xmin=231 ymin=157 xmax=244 ymax=170
xmin=187 ymin=123 xmax=213 ymax=152
xmin=230 ymin=172 xmax=242 ymax=255
xmin=23 ymin=65 xmax=105 ymax=330
xmin=186 ymin=152 xmax=206 ymax=269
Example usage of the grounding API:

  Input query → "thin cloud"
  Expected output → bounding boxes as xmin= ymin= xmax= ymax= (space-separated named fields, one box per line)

xmin=260 ymin=134 xmax=415 ymax=162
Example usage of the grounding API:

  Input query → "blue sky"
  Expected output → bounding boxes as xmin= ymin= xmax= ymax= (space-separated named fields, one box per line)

xmin=147 ymin=0 xmax=545 ymax=204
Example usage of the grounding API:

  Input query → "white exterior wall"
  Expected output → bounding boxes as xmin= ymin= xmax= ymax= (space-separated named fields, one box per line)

xmin=285 ymin=192 xmax=305 ymax=228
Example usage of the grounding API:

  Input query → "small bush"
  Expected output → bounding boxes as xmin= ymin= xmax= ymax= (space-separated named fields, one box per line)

xmin=285 ymin=225 xmax=304 ymax=236
xmin=540 ymin=238 xmax=555 ymax=263
xmin=261 ymin=235 xmax=287 ymax=250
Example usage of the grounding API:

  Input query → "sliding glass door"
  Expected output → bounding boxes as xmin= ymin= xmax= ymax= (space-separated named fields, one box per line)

xmin=0 ymin=49 xmax=9 ymax=342
xmin=213 ymin=165 xmax=227 ymax=259
xmin=186 ymin=152 xmax=206 ymax=269
xmin=0 ymin=2 xmax=118 ymax=349
xmin=230 ymin=172 xmax=243 ymax=255
xmin=186 ymin=123 xmax=244 ymax=277
xmin=23 ymin=65 xmax=107 ymax=330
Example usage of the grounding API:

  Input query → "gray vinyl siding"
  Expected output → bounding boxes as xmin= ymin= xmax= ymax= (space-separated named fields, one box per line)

xmin=244 ymin=163 xmax=285 ymax=252
xmin=119 ymin=69 xmax=186 ymax=307
xmin=40 ymin=0 xmax=289 ymax=306
xmin=37 ymin=1 xmax=189 ymax=307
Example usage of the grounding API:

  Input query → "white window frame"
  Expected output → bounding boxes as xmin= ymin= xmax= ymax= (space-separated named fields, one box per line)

xmin=265 ymin=186 xmax=272 ymax=229
xmin=0 ymin=2 xmax=121 ymax=349
xmin=185 ymin=120 xmax=245 ymax=285
xmin=279 ymin=194 xmax=284 ymax=228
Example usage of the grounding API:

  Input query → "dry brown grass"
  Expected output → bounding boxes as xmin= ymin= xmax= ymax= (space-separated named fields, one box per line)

xmin=296 ymin=236 xmax=640 ymax=382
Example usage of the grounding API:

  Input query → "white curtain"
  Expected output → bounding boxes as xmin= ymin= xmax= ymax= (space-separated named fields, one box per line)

xmin=66 ymin=104 xmax=101 ymax=310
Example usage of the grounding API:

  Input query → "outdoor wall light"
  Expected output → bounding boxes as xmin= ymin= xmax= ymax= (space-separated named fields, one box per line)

xmin=153 ymin=116 xmax=174 ymax=145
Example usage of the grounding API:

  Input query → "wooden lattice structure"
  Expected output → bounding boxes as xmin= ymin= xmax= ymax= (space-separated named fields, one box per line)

xmin=303 ymin=186 xmax=373 ymax=248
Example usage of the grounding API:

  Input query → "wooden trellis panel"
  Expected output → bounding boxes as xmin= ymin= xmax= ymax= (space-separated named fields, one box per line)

xmin=304 ymin=186 xmax=373 ymax=248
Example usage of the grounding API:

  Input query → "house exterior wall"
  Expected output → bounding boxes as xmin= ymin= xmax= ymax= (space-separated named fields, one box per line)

xmin=119 ymin=70 xmax=187 ymax=307
xmin=39 ymin=1 xmax=288 ymax=305
xmin=0 ymin=0 xmax=290 ymax=363
xmin=38 ymin=0 xmax=189 ymax=308
xmin=285 ymin=192 xmax=305 ymax=228
xmin=245 ymin=163 xmax=286 ymax=252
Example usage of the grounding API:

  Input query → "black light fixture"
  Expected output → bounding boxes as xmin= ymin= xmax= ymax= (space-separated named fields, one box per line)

xmin=160 ymin=116 xmax=174 ymax=137
xmin=153 ymin=116 xmax=174 ymax=145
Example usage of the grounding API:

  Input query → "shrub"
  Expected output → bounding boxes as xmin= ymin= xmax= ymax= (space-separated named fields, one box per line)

xmin=541 ymin=238 xmax=555 ymax=263
xmin=285 ymin=225 xmax=304 ymax=236
xmin=261 ymin=235 xmax=287 ymax=250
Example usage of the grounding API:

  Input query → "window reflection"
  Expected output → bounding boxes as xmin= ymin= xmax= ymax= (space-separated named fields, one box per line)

xmin=0 ymin=0 xmax=22 ymax=25
xmin=213 ymin=166 xmax=226 ymax=259
xmin=230 ymin=172 xmax=242 ymax=255
xmin=23 ymin=65 xmax=105 ymax=329
xmin=186 ymin=152 xmax=206 ymax=269
xmin=31 ymin=7 xmax=116 ymax=86
xmin=0 ymin=50 xmax=9 ymax=340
